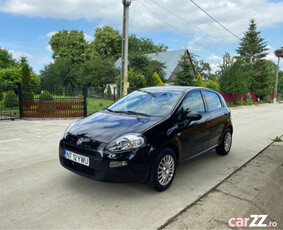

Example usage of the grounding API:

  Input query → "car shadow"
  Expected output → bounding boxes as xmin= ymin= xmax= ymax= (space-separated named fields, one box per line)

xmin=61 ymin=149 xmax=230 ymax=198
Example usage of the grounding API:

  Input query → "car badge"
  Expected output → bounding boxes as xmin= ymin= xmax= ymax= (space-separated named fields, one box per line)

xmin=77 ymin=138 xmax=83 ymax=145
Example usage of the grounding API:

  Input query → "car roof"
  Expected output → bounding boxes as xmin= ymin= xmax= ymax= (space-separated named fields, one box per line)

xmin=140 ymin=85 xmax=204 ymax=93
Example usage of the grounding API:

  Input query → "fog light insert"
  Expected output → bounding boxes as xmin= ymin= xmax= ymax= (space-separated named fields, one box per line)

xmin=109 ymin=161 xmax=128 ymax=168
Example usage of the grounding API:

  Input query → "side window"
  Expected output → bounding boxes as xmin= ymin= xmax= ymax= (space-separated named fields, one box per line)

xmin=177 ymin=91 xmax=205 ymax=121
xmin=203 ymin=91 xmax=222 ymax=112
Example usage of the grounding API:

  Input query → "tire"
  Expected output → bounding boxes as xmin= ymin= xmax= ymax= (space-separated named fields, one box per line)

xmin=147 ymin=148 xmax=177 ymax=192
xmin=216 ymin=129 xmax=232 ymax=155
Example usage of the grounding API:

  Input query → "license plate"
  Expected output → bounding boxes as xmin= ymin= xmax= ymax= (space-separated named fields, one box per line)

xmin=64 ymin=150 xmax=90 ymax=166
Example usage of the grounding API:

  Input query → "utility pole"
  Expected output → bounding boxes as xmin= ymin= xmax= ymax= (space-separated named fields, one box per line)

xmin=120 ymin=0 xmax=131 ymax=98
xmin=274 ymin=47 xmax=283 ymax=103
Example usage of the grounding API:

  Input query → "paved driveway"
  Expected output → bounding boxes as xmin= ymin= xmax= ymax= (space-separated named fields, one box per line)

xmin=0 ymin=103 xmax=283 ymax=229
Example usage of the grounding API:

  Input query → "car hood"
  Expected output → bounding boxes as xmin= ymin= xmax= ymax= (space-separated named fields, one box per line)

xmin=67 ymin=111 xmax=162 ymax=143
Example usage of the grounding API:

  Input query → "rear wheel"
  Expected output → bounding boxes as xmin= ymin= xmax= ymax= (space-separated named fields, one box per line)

xmin=147 ymin=148 xmax=177 ymax=191
xmin=216 ymin=129 xmax=232 ymax=155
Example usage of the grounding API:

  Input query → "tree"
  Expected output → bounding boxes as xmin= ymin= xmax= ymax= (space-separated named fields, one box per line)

xmin=217 ymin=53 xmax=235 ymax=77
xmin=175 ymin=55 xmax=195 ymax=86
xmin=19 ymin=56 xmax=28 ymax=66
xmin=128 ymin=54 xmax=166 ymax=86
xmin=0 ymin=48 xmax=18 ymax=69
xmin=106 ymin=85 xmax=112 ymax=99
xmin=154 ymin=72 xmax=164 ymax=86
xmin=22 ymin=63 xmax=34 ymax=99
xmin=92 ymin=26 xmax=168 ymax=59
xmin=236 ymin=19 xmax=268 ymax=64
xmin=251 ymin=60 xmax=275 ymax=97
xmin=78 ymin=56 xmax=118 ymax=91
xmin=236 ymin=19 xmax=271 ymax=97
xmin=22 ymin=63 xmax=31 ymax=85
xmin=128 ymin=69 xmax=146 ymax=89
xmin=195 ymin=74 xmax=205 ymax=87
xmin=219 ymin=59 xmax=250 ymax=95
xmin=49 ymin=29 xmax=93 ymax=64
xmin=40 ymin=58 xmax=77 ymax=87
xmin=92 ymin=26 xmax=122 ymax=59
xmin=128 ymin=35 xmax=168 ymax=55
xmin=205 ymin=80 xmax=220 ymax=92
xmin=116 ymin=68 xmax=146 ymax=93
xmin=0 ymin=67 xmax=39 ymax=85
xmin=190 ymin=53 xmax=211 ymax=80
xmin=0 ymin=68 xmax=22 ymax=84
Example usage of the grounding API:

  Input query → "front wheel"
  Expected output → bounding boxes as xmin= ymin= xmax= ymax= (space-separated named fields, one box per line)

xmin=147 ymin=148 xmax=177 ymax=191
xmin=216 ymin=129 xmax=232 ymax=155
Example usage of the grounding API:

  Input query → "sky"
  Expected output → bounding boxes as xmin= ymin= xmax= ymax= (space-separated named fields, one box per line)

xmin=0 ymin=0 xmax=283 ymax=74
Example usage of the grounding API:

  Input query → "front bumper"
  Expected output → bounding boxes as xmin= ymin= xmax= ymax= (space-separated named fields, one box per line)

xmin=59 ymin=140 xmax=151 ymax=183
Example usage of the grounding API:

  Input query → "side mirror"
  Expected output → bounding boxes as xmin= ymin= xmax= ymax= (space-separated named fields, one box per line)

xmin=187 ymin=112 xmax=202 ymax=121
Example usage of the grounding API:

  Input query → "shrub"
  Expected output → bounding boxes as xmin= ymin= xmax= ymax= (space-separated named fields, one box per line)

xmin=154 ymin=72 xmax=164 ymax=86
xmin=39 ymin=90 xmax=54 ymax=101
xmin=0 ymin=90 xmax=3 ymax=101
xmin=106 ymin=85 xmax=112 ymax=99
xmin=75 ymin=95 xmax=84 ymax=102
xmin=245 ymin=93 xmax=253 ymax=105
xmin=235 ymin=96 xmax=246 ymax=106
xmin=195 ymin=74 xmax=205 ymax=87
xmin=263 ymin=95 xmax=272 ymax=103
xmin=205 ymin=80 xmax=220 ymax=92
xmin=4 ymin=90 xmax=18 ymax=108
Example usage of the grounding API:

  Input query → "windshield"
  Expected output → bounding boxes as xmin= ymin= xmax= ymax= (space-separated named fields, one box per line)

xmin=108 ymin=90 xmax=183 ymax=117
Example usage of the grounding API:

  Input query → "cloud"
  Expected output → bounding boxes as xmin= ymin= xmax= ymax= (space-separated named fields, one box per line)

xmin=210 ymin=63 xmax=220 ymax=73
xmin=208 ymin=55 xmax=222 ymax=61
xmin=46 ymin=45 xmax=52 ymax=51
xmin=0 ymin=0 xmax=283 ymax=47
xmin=47 ymin=31 xmax=57 ymax=37
xmin=265 ymin=52 xmax=278 ymax=63
xmin=10 ymin=50 xmax=33 ymax=60
xmin=84 ymin=33 xmax=93 ymax=42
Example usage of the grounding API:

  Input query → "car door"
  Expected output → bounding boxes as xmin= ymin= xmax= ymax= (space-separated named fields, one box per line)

xmin=174 ymin=90 xmax=212 ymax=160
xmin=202 ymin=91 xmax=227 ymax=147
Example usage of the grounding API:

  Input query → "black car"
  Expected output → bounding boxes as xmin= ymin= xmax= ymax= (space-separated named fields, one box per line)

xmin=59 ymin=86 xmax=233 ymax=191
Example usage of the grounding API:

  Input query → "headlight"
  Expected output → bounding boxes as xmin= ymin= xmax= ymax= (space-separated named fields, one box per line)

xmin=63 ymin=122 xmax=76 ymax=138
xmin=106 ymin=133 xmax=145 ymax=152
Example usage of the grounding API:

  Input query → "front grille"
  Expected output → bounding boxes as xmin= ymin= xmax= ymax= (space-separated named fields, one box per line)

xmin=63 ymin=158 xmax=105 ymax=180
xmin=64 ymin=143 xmax=102 ymax=160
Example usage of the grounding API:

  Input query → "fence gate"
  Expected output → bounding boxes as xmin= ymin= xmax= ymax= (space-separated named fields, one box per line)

xmin=21 ymin=84 xmax=87 ymax=119
xmin=0 ymin=83 xmax=20 ymax=120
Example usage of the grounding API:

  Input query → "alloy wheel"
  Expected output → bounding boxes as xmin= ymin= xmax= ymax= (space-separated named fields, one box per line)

xmin=157 ymin=155 xmax=175 ymax=186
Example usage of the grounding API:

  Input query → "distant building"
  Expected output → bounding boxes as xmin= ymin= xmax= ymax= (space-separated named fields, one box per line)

xmin=115 ymin=49 xmax=196 ymax=82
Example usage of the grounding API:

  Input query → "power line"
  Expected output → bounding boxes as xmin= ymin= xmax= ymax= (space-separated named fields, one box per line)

xmin=135 ymin=1 xmax=224 ymax=57
xmin=190 ymin=0 xmax=241 ymax=40
xmin=149 ymin=0 xmax=218 ymax=42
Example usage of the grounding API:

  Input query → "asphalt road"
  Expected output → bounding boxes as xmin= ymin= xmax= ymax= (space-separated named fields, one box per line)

xmin=0 ymin=103 xmax=283 ymax=229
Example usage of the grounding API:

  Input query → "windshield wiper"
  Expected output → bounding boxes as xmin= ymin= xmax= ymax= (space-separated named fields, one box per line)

xmin=105 ymin=108 xmax=115 ymax=113
xmin=109 ymin=110 xmax=151 ymax=117
xmin=126 ymin=110 xmax=151 ymax=117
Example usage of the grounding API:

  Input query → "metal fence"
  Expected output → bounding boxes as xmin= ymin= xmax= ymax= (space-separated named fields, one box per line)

xmin=0 ymin=83 xmax=143 ymax=120
xmin=20 ymin=84 xmax=87 ymax=118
